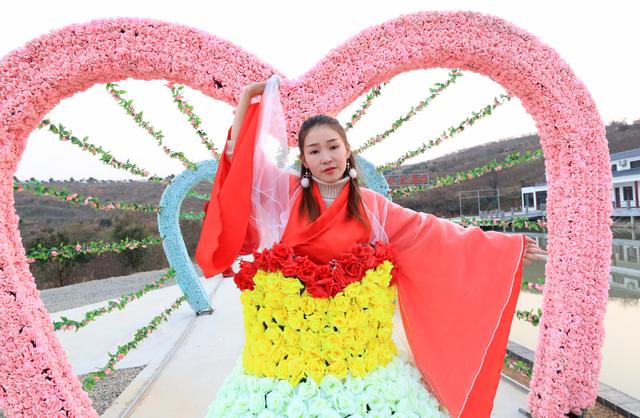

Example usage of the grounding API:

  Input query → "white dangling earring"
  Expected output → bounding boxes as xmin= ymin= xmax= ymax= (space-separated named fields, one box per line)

xmin=301 ymin=167 xmax=310 ymax=188
xmin=347 ymin=160 xmax=358 ymax=179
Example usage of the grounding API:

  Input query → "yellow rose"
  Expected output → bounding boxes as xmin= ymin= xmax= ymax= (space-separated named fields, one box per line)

xmin=287 ymin=357 xmax=304 ymax=382
xmin=275 ymin=359 xmax=290 ymax=380
xmin=256 ymin=338 xmax=271 ymax=356
xmin=243 ymin=351 xmax=255 ymax=373
xmin=279 ymin=278 xmax=304 ymax=295
xmin=327 ymin=308 xmax=346 ymax=326
xmin=306 ymin=313 xmax=325 ymax=333
xmin=371 ymin=306 xmax=387 ymax=323
xmin=305 ymin=356 xmax=327 ymax=383
xmin=263 ymin=360 xmax=277 ymax=377
xmin=282 ymin=327 xmax=299 ymax=346
xmin=272 ymin=308 xmax=288 ymax=325
xmin=332 ymin=293 xmax=351 ymax=313
xmin=365 ymin=349 xmax=380 ymax=372
xmin=340 ymin=332 xmax=357 ymax=351
xmin=354 ymin=292 xmax=371 ymax=308
xmin=332 ymin=313 xmax=348 ymax=331
xmin=264 ymin=290 xmax=286 ymax=308
xmin=286 ymin=310 xmax=305 ymax=330
xmin=322 ymin=348 xmax=344 ymax=363
xmin=347 ymin=355 xmax=366 ymax=377
xmin=240 ymin=290 xmax=253 ymax=305
xmin=300 ymin=296 xmax=317 ymax=316
xmin=343 ymin=281 xmax=362 ymax=299
xmin=377 ymin=346 xmax=394 ymax=365
xmin=321 ymin=333 xmax=343 ymax=352
xmin=327 ymin=358 xmax=348 ymax=379
xmin=269 ymin=345 xmax=285 ymax=364
xmin=265 ymin=324 xmax=283 ymax=342
xmin=283 ymin=294 xmax=301 ymax=311
xmin=377 ymin=324 xmax=393 ymax=340
xmin=300 ymin=331 xmax=321 ymax=353
xmin=256 ymin=305 xmax=273 ymax=324
xmin=314 ymin=297 xmax=330 ymax=314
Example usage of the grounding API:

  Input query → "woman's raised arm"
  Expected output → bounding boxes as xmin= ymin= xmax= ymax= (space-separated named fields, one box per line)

xmin=226 ymin=81 xmax=268 ymax=160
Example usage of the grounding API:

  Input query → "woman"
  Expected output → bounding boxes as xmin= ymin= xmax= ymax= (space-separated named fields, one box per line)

xmin=196 ymin=76 xmax=546 ymax=417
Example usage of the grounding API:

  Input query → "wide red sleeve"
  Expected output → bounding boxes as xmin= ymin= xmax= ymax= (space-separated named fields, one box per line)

xmin=195 ymin=103 xmax=261 ymax=278
xmin=377 ymin=194 xmax=525 ymax=417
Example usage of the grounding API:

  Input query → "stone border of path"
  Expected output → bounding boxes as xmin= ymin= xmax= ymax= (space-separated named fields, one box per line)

xmin=507 ymin=341 xmax=640 ymax=418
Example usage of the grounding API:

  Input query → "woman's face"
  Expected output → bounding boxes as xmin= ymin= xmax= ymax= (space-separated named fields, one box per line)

xmin=301 ymin=124 xmax=351 ymax=184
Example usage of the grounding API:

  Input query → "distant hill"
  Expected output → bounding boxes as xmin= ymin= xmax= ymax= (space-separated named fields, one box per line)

xmin=392 ymin=120 xmax=640 ymax=217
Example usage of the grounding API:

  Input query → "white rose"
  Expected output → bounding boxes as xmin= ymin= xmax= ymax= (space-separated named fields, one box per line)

xmin=319 ymin=375 xmax=342 ymax=396
xmin=248 ymin=392 xmax=266 ymax=414
xmin=286 ymin=396 xmax=307 ymax=418
xmin=334 ymin=391 xmax=357 ymax=415
xmin=296 ymin=378 xmax=319 ymax=400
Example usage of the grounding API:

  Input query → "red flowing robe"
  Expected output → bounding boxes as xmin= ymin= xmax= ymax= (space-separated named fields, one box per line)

xmin=195 ymin=102 xmax=526 ymax=418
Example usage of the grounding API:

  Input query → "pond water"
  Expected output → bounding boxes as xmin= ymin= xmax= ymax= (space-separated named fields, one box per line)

xmin=509 ymin=228 xmax=640 ymax=399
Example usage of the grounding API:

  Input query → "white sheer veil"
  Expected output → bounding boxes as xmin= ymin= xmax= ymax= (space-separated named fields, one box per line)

xmin=251 ymin=74 xmax=389 ymax=249
xmin=251 ymin=75 xmax=290 ymax=250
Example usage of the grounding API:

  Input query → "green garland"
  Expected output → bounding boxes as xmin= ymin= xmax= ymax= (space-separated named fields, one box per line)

xmin=38 ymin=119 xmax=166 ymax=183
xmin=522 ymin=277 xmax=545 ymax=292
xmin=377 ymin=93 xmax=512 ymax=172
xmin=344 ymin=82 xmax=389 ymax=131
xmin=516 ymin=278 xmax=545 ymax=327
xmin=389 ymin=149 xmax=544 ymax=198
xmin=453 ymin=215 xmax=546 ymax=232
xmin=82 ymin=294 xmax=187 ymax=391
xmin=106 ymin=82 xmax=197 ymax=171
xmin=167 ymin=82 xmax=221 ymax=159
xmin=26 ymin=235 xmax=162 ymax=263
xmin=516 ymin=307 xmax=543 ymax=327
xmin=354 ymin=69 xmax=463 ymax=154
xmin=14 ymin=180 xmax=208 ymax=219
xmin=14 ymin=179 xmax=159 ymax=213
xmin=504 ymin=356 xmax=533 ymax=379
xmin=54 ymin=268 xmax=176 ymax=332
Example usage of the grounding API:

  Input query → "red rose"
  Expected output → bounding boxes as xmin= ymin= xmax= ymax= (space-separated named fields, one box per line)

xmin=270 ymin=243 xmax=294 ymax=269
xmin=340 ymin=256 xmax=365 ymax=281
xmin=351 ymin=244 xmax=375 ymax=268
xmin=373 ymin=242 xmax=395 ymax=265
xmin=333 ymin=264 xmax=356 ymax=289
xmin=252 ymin=250 xmax=269 ymax=271
xmin=281 ymin=261 xmax=300 ymax=277
xmin=306 ymin=282 xmax=331 ymax=298
xmin=313 ymin=265 xmax=340 ymax=297
xmin=306 ymin=265 xmax=337 ymax=298
xmin=233 ymin=261 xmax=256 ymax=291
xmin=296 ymin=257 xmax=318 ymax=286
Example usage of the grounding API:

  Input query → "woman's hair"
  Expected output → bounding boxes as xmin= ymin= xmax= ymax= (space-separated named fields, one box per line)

xmin=297 ymin=115 xmax=369 ymax=226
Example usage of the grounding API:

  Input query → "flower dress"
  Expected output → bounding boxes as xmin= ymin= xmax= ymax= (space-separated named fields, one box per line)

xmin=196 ymin=87 xmax=526 ymax=417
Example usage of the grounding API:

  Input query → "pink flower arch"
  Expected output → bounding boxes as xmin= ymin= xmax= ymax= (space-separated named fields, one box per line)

xmin=0 ymin=12 xmax=611 ymax=418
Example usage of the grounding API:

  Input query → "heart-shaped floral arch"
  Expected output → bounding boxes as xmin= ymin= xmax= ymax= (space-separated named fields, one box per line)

xmin=0 ymin=12 xmax=611 ymax=417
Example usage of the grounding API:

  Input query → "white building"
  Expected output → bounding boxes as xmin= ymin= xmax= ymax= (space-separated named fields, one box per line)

xmin=521 ymin=147 xmax=640 ymax=211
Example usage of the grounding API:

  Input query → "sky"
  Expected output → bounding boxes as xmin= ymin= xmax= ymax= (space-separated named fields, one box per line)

xmin=2 ymin=0 xmax=638 ymax=180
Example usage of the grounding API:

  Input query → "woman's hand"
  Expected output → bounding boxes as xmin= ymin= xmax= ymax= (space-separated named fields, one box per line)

xmin=240 ymin=76 xmax=279 ymax=100
xmin=522 ymin=235 xmax=547 ymax=265
xmin=241 ymin=81 xmax=267 ymax=100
